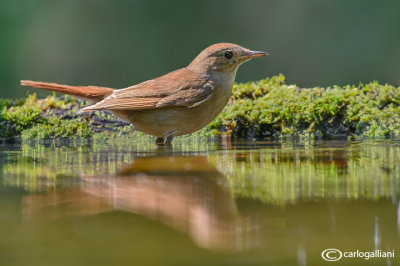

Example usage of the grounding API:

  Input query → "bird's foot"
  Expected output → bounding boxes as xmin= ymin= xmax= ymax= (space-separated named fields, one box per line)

xmin=164 ymin=135 xmax=175 ymax=146
xmin=155 ymin=135 xmax=175 ymax=146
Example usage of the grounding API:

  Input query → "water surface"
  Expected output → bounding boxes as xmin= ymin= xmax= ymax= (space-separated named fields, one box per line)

xmin=0 ymin=138 xmax=399 ymax=265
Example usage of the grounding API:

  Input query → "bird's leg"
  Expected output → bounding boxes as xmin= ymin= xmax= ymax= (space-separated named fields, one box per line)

xmin=163 ymin=130 xmax=178 ymax=146
xmin=155 ymin=137 xmax=165 ymax=145
xmin=155 ymin=136 xmax=173 ymax=146
xmin=164 ymin=135 xmax=175 ymax=146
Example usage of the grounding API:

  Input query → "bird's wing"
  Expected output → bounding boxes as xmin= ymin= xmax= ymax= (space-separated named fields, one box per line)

xmin=82 ymin=68 xmax=214 ymax=111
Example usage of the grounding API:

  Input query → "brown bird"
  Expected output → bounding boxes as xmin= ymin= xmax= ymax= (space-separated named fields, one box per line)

xmin=21 ymin=43 xmax=268 ymax=145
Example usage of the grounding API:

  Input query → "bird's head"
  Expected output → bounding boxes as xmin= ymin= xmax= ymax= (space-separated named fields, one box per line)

xmin=188 ymin=43 xmax=268 ymax=74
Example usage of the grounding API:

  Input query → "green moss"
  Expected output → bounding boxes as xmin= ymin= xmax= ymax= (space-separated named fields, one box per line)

xmin=0 ymin=99 xmax=13 ymax=110
xmin=208 ymin=74 xmax=400 ymax=139
xmin=22 ymin=117 xmax=93 ymax=140
xmin=0 ymin=104 xmax=44 ymax=138
xmin=1 ymin=93 xmax=92 ymax=140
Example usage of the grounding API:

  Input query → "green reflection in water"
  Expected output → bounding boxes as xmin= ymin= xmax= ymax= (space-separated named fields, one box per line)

xmin=2 ymin=139 xmax=399 ymax=205
xmin=215 ymin=141 xmax=400 ymax=205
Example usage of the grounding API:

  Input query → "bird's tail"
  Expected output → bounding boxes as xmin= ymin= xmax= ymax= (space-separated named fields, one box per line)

xmin=20 ymin=80 xmax=115 ymax=103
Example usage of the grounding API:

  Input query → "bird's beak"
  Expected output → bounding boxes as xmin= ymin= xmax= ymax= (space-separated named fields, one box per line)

xmin=247 ymin=50 xmax=269 ymax=58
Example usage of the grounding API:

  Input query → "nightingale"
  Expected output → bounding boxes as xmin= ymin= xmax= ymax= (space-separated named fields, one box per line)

xmin=21 ymin=43 xmax=268 ymax=145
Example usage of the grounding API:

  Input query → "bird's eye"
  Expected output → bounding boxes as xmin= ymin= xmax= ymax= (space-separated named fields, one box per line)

xmin=224 ymin=51 xmax=233 ymax=59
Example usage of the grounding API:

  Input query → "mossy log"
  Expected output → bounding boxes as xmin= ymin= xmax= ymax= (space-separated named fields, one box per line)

xmin=1 ymin=74 xmax=400 ymax=141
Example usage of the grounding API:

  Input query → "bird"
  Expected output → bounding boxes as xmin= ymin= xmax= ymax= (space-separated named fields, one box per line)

xmin=21 ymin=43 xmax=268 ymax=145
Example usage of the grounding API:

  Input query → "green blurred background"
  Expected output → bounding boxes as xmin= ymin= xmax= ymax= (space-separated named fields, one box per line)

xmin=1 ymin=0 xmax=399 ymax=98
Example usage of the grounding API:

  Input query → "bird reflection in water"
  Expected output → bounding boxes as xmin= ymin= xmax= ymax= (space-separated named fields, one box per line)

xmin=23 ymin=156 xmax=256 ymax=251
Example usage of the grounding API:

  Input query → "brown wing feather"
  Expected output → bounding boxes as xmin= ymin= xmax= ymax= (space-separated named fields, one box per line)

xmin=82 ymin=68 xmax=213 ymax=112
xmin=88 ymin=98 xmax=162 ymax=110
xmin=156 ymin=84 xmax=213 ymax=108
